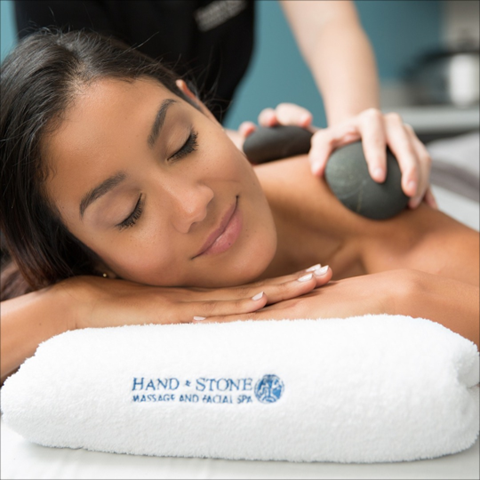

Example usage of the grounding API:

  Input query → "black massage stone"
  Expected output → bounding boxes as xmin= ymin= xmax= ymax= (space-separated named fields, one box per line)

xmin=243 ymin=125 xmax=313 ymax=164
xmin=325 ymin=141 xmax=409 ymax=220
xmin=243 ymin=125 xmax=409 ymax=219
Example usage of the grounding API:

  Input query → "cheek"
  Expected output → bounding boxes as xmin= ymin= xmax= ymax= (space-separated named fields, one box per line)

xmin=88 ymin=233 xmax=184 ymax=286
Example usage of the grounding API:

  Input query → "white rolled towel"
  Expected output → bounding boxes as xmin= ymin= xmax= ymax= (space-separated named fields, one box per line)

xmin=1 ymin=315 xmax=479 ymax=463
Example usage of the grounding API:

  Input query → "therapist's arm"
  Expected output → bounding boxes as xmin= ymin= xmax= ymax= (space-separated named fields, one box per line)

xmin=280 ymin=0 xmax=378 ymax=125
xmin=280 ymin=0 xmax=435 ymax=209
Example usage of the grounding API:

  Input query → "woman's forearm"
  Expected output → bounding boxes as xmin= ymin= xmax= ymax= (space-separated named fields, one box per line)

xmin=237 ymin=270 xmax=479 ymax=349
xmin=393 ymin=270 xmax=480 ymax=349
xmin=1 ymin=285 xmax=71 ymax=383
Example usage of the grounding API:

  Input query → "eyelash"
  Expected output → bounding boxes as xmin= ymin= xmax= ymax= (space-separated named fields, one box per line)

xmin=117 ymin=194 xmax=144 ymax=230
xmin=170 ymin=129 xmax=198 ymax=161
xmin=116 ymin=130 xmax=199 ymax=230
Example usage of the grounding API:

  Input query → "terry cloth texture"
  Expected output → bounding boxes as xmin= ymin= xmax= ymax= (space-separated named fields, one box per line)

xmin=1 ymin=315 xmax=479 ymax=463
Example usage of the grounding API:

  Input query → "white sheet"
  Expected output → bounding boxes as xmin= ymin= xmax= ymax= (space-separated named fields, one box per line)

xmin=2 ymin=184 xmax=479 ymax=480
xmin=1 ymin=420 xmax=479 ymax=480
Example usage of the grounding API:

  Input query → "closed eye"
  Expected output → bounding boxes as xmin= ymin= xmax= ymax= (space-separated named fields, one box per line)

xmin=170 ymin=130 xmax=198 ymax=161
xmin=117 ymin=194 xmax=144 ymax=230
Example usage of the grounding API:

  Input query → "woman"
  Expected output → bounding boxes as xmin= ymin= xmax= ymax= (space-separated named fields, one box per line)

xmin=1 ymin=31 xmax=478 ymax=384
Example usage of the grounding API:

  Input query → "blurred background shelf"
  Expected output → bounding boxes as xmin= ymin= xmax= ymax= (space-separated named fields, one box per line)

xmin=383 ymin=104 xmax=479 ymax=142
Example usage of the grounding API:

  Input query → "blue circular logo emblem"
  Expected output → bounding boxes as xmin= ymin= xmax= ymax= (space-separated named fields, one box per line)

xmin=254 ymin=374 xmax=284 ymax=403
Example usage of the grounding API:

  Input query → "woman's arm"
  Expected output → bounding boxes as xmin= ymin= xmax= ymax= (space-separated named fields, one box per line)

xmin=1 ymin=283 xmax=71 ymax=384
xmin=0 ymin=268 xmax=332 ymax=383
xmin=206 ymin=269 xmax=480 ymax=349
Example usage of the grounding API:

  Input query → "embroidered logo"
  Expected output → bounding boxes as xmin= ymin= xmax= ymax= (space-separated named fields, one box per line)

xmin=254 ymin=374 xmax=285 ymax=404
xmin=131 ymin=374 xmax=284 ymax=405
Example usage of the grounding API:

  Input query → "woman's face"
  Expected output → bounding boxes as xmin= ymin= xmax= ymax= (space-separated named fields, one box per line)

xmin=44 ymin=77 xmax=277 ymax=287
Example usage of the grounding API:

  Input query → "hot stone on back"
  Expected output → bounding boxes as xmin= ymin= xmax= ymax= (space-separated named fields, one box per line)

xmin=243 ymin=126 xmax=409 ymax=219
xmin=325 ymin=141 xmax=409 ymax=219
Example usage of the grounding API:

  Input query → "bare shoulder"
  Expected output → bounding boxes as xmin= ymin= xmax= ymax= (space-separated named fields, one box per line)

xmin=254 ymin=156 xmax=367 ymax=235
xmin=254 ymin=156 xmax=479 ymax=285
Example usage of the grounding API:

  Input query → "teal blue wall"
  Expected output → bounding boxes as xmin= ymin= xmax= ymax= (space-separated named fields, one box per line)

xmin=0 ymin=0 xmax=442 ymax=128
xmin=0 ymin=0 xmax=16 ymax=62
xmin=226 ymin=0 xmax=442 ymax=129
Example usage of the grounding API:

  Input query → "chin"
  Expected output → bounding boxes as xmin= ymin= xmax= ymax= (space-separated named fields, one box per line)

xmin=204 ymin=235 xmax=277 ymax=288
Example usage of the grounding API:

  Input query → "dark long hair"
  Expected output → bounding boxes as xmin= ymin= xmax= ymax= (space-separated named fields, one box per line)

xmin=0 ymin=29 xmax=198 ymax=300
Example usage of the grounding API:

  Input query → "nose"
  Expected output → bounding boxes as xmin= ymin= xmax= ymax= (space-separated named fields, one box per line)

xmin=167 ymin=181 xmax=214 ymax=233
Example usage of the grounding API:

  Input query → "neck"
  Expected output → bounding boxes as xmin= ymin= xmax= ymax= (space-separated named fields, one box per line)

xmin=253 ymin=156 xmax=365 ymax=281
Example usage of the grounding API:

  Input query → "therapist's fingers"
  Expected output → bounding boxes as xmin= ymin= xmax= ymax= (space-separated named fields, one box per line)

xmin=383 ymin=113 xmax=421 ymax=200
xmin=403 ymin=124 xmax=434 ymax=208
xmin=238 ymin=121 xmax=257 ymax=139
xmin=423 ymin=186 xmax=438 ymax=209
xmin=357 ymin=108 xmax=388 ymax=183
xmin=258 ymin=103 xmax=314 ymax=129
xmin=273 ymin=103 xmax=313 ymax=128
xmin=258 ymin=107 xmax=278 ymax=127
xmin=309 ymin=123 xmax=360 ymax=176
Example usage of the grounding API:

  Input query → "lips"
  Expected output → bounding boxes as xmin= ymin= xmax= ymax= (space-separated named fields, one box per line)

xmin=193 ymin=197 xmax=242 ymax=258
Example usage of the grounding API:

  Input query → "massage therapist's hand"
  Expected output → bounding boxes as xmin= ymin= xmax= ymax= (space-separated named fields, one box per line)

xmin=241 ymin=104 xmax=437 ymax=210
xmin=60 ymin=265 xmax=332 ymax=330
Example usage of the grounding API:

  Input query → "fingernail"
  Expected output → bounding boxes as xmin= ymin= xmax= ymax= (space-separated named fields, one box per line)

xmin=301 ymin=113 xmax=312 ymax=125
xmin=193 ymin=316 xmax=206 ymax=321
xmin=311 ymin=162 xmax=322 ymax=175
xmin=298 ymin=273 xmax=313 ymax=282
xmin=373 ymin=168 xmax=385 ymax=181
xmin=306 ymin=264 xmax=321 ymax=272
xmin=314 ymin=265 xmax=329 ymax=276
xmin=252 ymin=291 xmax=264 ymax=301
xmin=407 ymin=180 xmax=417 ymax=193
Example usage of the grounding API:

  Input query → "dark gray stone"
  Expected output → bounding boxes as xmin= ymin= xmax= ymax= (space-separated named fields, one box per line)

xmin=243 ymin=125 xmax=313 ymax=164
xmin=325 ymin=141 xmax=409 ymax=219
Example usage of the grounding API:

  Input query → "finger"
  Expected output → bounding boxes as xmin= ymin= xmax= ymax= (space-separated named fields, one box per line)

xmin=262 ymin=267 xmax=332 ymax=304
xmin=423 ymin=186 xmax=438 ymax=209
xmin=199 ymin=312 xmax=259 ymax=324
xmin=186 ymin=264 xmax=327 ymax=302
xmin=309 ymin=129 xmax=337 ymax=176
xmin=309 ymin=124 xmax=360 ymax=176
xmin=404 ymin=125 xmax=432 ymax=208
xmin=358 ymin=108 xmax=387 ymax=183
xmin=275 ymin=103 xmax=313 ymax=128
xmin=229 ymin=269 xmax=325 ymax=305
xmin=238 ymin=121 xmax=256 ymax=138
xmin=383 ymin=113 xmax=421 ymax=200
xmin=304 ymin=264 xmax=331 ymax=288
xmin=258 ymin=108 xmax=278 ymax=127
xmin=187 ymin=293 xmax=269 ymax=322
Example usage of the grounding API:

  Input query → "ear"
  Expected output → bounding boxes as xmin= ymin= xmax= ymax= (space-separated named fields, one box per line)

xmin=175 ymin=79 xmax=218 ymax=123
xmin=175 ymin=79 xmax=197 ymax=102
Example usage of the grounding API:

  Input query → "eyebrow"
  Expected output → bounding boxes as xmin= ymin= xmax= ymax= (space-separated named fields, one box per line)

xmin=79 ymin=172 xmax=127 ymax=218
xmin=79 ymin=99 xmax=178 ymax=218
xmin=147 ymin=98 xmax=177 ymax=148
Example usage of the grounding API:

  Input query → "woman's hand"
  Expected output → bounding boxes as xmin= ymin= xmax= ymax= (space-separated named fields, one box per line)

xmin=198 ymin=269 xmax=479 ymax=348
xmin=240 ymin=104 xmax=437 ymax=210
xmin=62 ymin=264 xmax=332 ymax=330
xmin=200 ymin=269 xmax=398 ymax=324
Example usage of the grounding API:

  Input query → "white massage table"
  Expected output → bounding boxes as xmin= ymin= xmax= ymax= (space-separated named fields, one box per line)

xmin=2 ymin=133 xmax=479 ymax=479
